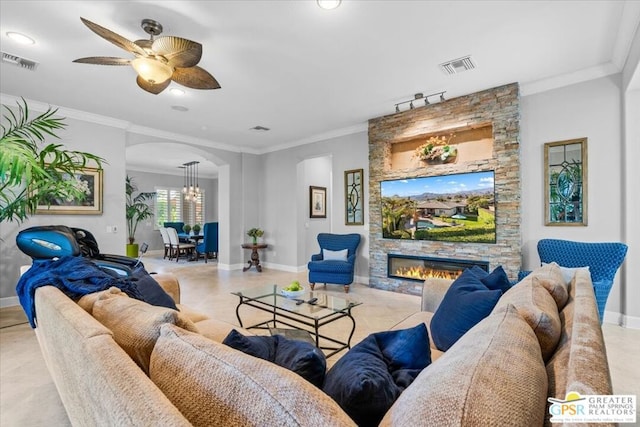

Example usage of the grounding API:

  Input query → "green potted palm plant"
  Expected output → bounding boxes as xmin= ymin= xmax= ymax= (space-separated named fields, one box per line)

xmin=125 ymin=175 xmax=155 ymax=257
xmin=1 ymin=98 xmax=104 ymax=223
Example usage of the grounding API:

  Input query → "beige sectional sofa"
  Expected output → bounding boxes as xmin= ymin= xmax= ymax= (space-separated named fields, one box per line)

xmin=32 ymin=264 xmax=612 ymax=426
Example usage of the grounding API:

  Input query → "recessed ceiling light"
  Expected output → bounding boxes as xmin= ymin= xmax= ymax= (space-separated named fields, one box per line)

xmin=171 ymin=105 xmax=189 ymax=112
xmin=250 ymin=125 xmax=270 ymax=132
xmin=169 ymin=87 xmax=185 ymax=96
xmin=6 ymin=32 xmax=35 ymax=45
xmin=317 ymin=0 xmax=341 ymax=10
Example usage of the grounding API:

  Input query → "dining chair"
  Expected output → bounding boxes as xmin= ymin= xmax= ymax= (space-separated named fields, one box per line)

xmin=195 ymin=222 xmax=219 ymax=263
xmin=159 ymin=227 xmax=171 ymax=259
xmin=166 ymin=227 xmax=195 ymax=262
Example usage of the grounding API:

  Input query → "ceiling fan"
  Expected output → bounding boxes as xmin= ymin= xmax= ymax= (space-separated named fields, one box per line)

xmin=73 ymin=17 xmax=221 ymax=95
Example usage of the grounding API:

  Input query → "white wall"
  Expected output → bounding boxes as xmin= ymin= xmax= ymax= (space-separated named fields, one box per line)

xmin=300 ymin=156 xmax=332 ymax=263
xmin=261 ymin=131 xmax=369 ymax=277
xmin=520 ymin=75 xmax=627 ymax=316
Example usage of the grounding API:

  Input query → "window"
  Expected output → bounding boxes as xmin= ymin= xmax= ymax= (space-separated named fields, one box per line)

xmin=155 ymin=187 xmax=205 ymax=228
xmin=183 ymin=192 xmax=205 ymax=225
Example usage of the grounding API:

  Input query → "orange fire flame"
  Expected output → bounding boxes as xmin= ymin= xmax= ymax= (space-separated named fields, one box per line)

xmin=395 ymin=266 xmax=461 ymax=280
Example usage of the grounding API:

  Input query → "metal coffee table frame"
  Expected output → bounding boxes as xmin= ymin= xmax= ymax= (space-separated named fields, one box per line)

xmin=232 ymin=285 xmax=360 ymax=357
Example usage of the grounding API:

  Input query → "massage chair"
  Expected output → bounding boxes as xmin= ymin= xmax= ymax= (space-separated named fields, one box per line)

xmin=16 ymin=225 xmax=146 ymax=277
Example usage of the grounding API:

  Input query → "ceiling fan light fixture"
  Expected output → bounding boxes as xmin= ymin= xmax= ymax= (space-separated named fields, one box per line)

xmin=317 ymin=0 xmax=341 ymax=10
xmin=131 ymin=57 xmax=172 ymax=84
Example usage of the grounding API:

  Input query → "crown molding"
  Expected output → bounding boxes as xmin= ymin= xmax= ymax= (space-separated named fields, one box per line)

xmin=0 ymin=92 xmax=255 ymax=154
xmin=0 ymin=93 xmax=129 ymax=129
xmin=259 ymin=123 xmax=368 ymax=154
xmin=612 ymin=1 xmax=640 ymax=70
xmin=520 ymin=62 xmax=620 ymax=96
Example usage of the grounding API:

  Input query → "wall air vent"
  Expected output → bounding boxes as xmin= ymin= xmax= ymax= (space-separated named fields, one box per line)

xmin=1 ymin=51 xmax=39 ymax=71
xmin=439 ymin=55 xmax=475 ymax=75
xmin=250 ymin=125 xmax=270 ymax=132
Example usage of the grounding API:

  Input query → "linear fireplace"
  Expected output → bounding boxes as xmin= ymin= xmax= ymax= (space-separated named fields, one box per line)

xmin=387 ymin=254 xmax=489 ymax=282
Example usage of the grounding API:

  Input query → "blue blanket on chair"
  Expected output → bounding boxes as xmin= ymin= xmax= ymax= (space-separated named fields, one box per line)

xmin=16 ymin=256 xmax=143 ymax=328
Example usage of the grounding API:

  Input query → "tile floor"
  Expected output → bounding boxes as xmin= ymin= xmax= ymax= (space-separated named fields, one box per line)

xmin=1 ymin=254 xmax=638 ymax=426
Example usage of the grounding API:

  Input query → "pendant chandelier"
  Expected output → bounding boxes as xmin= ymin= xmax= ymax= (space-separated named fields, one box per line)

xmin=182 ymin=161 xmax=200 ymax=202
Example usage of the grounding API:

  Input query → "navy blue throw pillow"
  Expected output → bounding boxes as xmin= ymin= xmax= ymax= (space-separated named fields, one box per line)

xmin=480 ymin=265 xmax=512 ymax=293
xmin=130 ymin=267 xmax=178 ymax=310
xmin=323 ymin=324 xmax=431 ymax=427
xmin=222 ymin=330 xmax=326 ymax=387
xmin=430 ymin=269 xmax=503 ymax=352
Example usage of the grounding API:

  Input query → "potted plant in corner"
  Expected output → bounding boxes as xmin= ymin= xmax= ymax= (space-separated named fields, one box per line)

xmin=247 ymin=227 xmax=264 ymax=245
xmin=125 ymin=175 xmax=155 ymax=257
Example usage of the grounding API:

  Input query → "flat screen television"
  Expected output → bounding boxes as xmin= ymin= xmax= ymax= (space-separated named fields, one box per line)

xmin=380 ymin=170 xmax=496 ymax=243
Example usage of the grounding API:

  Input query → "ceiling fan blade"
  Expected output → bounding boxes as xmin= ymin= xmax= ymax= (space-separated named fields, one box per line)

xmin=73 ymin=56 xmax=131 ymax=66
xmin=172 ymin=66 xmax=221 ymax=90
xmin=153 ymin=36 xmax=202 ymax=68
xmin=80 ymin=17 xmax=146 ymax=56
xmin=136 ymin=76 xmax=171 ymax=95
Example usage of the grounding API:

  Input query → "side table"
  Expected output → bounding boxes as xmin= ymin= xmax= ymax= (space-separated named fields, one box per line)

xmin=241 ymin=243 xmax=268 ymax=272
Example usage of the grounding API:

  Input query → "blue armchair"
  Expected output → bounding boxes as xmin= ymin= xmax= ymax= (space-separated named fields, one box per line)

xmin=536 ymin=239 xmax=628 ymax=323
xmin=308 ymin=233 xmax=361 ymax=293
xmin=195 ymin=222 xmax=219 ymax=263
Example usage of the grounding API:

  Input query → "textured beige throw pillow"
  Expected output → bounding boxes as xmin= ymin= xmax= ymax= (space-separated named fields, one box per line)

xmin=493 ymin=276 xmax=562 ymax=361
xmin=77 ymin=286 xmax=125 ymax=314
xmin=527 ymin=262 xmax=569 ymax=309
xmin=150 ymin=324 xmax=356 ymax=427
xmin=380 ymin=305 xmax=547 ymax=427
xmin=93 ymin=296 xmax=198 ymax=374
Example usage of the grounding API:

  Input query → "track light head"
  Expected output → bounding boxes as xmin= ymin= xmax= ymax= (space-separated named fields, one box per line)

xmin=409 ymin=102 xmax=414 ymax=109
xmin=440 ymin=93 xmax=446 ymax=102
xmin=395 ymin=105 xmax=400 ymax=113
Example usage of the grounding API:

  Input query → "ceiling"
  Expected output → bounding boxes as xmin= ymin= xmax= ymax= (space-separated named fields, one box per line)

xmin=1 ymin=1 xmax=639 ymax=177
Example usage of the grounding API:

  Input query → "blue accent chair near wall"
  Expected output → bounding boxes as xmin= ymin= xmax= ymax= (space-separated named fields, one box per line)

xmin=536 ymin=239 xmax=628 ymax=323
xmin=308 ymin=233 xmax=361 ymax=293
xmin=195 ymin=222 xmax=219 ymax=263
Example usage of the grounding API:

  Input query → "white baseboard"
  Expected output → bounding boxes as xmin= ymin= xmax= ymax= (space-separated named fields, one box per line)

xmin=603 ymin=310 xmax=640 ymax=329
xmin=261 ymin=262 xmax=305 ymax=273
xmin=354 ymin=275 xmax=370 ymax=285
xmin=0 ymin=296 xmax=19 ymax=308
xmin=217 ymin=263 xmax=246 ymax=271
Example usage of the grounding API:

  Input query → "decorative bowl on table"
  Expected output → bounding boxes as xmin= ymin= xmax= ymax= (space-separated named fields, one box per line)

xmin=280 ymin=287 xmax=305 ymax=298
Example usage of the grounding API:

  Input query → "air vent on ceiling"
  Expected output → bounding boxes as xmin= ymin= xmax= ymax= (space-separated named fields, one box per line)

xmin=439 ymin=55 xmax=475 ymax=75
xmin=1 ymin=51 xmax=39 ymax=71
xmin=250 ymin=125 xmax=270 ymax=132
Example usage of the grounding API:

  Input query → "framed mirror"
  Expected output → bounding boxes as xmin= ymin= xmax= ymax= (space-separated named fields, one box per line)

xmin=344 ymin=169 xmax=364 ymax=225
xmin=544 ymin=138 xmax=587 ymax=226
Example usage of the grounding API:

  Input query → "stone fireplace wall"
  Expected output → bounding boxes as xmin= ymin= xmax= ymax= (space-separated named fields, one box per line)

xmin=368 ymin=83 xmax=521 ymax=294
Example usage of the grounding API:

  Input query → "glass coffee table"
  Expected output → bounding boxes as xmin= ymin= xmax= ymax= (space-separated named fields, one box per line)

xmin=232 ymin=285 xmax=361 ymax=357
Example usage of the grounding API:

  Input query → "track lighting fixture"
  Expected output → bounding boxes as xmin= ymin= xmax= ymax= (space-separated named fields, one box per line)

xmin=394 ymin=91 xmax=446 ymax=113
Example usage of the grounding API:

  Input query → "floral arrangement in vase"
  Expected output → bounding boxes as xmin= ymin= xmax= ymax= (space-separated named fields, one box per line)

xmin=247 ymin=227 xmax=264 ymax=244
xmin=414 ymin=134 xmax=457 ymax=164
xmin=192 ymin=223 xmax=201 ymax=234
xmin=183 ymin=224 xmax=192 ymax=234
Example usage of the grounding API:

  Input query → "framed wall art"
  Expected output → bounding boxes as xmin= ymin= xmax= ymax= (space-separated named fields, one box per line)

xmin=309 ymin=186 xmax=327 ymax=218
xmin=544 ymin=138 xmax=587 ymax=226
xmin=35 ymin=166 xmax=103 ymax=215
xmin=344 ymin=168 xmax=364 ymax=225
